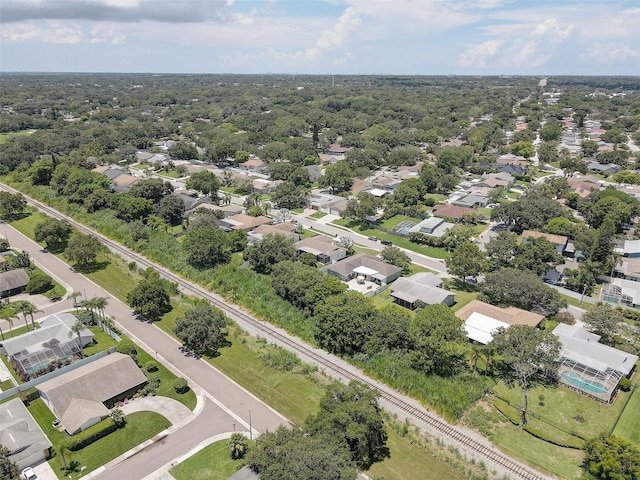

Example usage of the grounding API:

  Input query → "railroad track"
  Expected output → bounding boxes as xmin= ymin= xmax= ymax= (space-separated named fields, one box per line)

xmin=3 ymin=183 xmax=549 ymax=480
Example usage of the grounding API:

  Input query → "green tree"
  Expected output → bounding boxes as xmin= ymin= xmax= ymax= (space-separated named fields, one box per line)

xmin=445 ymin=242 xmax=487 ymax=280
xmin=408 ymin=304 xmax=466 ymax=376
xmin=481 ymin=268 xmax=566 ymax=316
xmin=64 ymin=231 xmax=105 ymax=266
xmin=581 ymin=139 xmax=599 ymax=157
xmin=545 ymin=216 xmax=576 ymax=238
xmin=0 ymin=445 xmax=19 ymax=480
xmin=182 ymin=226 xmax=230 ymax=269
xmin=34 ymin=217 xmax=72 ymax=249
xmin=109 ymin=193 xmax=154 ymax=221
xmin=70 ymin=319 xmax=86 ymax=358
xmin=129 ymin=178 xmax=173 ymax=203
xmin=244 ymin=233 xmax=295 ymax=274
xmin=342 ymin=192 xmax=380 ymax=224
xmin=155 ymin=195 xmax=185 ymax=226
xmin=0 ymin=191 xmax=27 ymax=220
xmin=127 ymin=269 xmax=171 ymax=321
xmin=485 ymin=231 xmax=519 ymax=271
xmin=492 ymin=325 xmax=561 ymax=426
xmin=320 ymin=162 xmax=354 ymax=192
xmin=513 ymin=237 xmax=564 ymax=276
xmin=247 ymin=426 xmax=357 ymax=480
xmin=583 ymin=435 xmax=640 ymax=480
xmin=539 ymin=122 xmax=563 ymax=142
xmin=439 ymin=224 xmax=476 ymax=251
xmin=380 ymin=245 xmax=411 ymax=274
xmin=509 ymin=141 xmax=535 ymax=159
xmin=314 ymin=291 xmax=376 ymax=355
xmin=173 ymin=302 xmax=228 ymax=355
xmin=491 ymin=188 xmax=568 ymax=233
xmin=185 ymin=170 xmax=221 ymax=197
xmin=25 ymin=271 xmax=53 ymax=295
xmin=583 ymin=303 xmax=623 ymax=345
xmin=306 ymin=381 xmax=388 ymax=469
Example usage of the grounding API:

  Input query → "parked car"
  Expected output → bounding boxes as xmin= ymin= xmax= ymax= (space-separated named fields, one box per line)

xmin=368 ymin=236 xmax=378 ymax=241
xmin=381 ymin=240 xmax=393 ymax=246
xmin=21 ymin=467 xmax=38 ymax=480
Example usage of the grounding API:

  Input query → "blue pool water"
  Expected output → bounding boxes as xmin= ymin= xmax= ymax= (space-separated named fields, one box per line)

xmin=25 ymin=361 xmax=50 ymax=375
xmin=561 ymin=371 xmax=608 ymax=394
xmin=397 ymin=228 xmax=410 ymax=235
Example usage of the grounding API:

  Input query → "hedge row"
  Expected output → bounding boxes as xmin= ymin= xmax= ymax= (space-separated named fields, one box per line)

xmin=523 ymin=424 xmax=585 ymax=450
xmin=493 ymin=398 xmax=521 ymax=425
xmin=68 ymin=418 xmax=117 ymax=451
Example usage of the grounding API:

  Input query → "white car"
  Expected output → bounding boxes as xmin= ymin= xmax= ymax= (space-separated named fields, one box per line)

xmin=21 ymin=467 xmax=38 ymax=480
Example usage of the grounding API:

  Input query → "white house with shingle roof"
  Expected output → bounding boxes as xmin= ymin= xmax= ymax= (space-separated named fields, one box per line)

xmin=38 ymin=352 xmax=147 ymax=434
xmin=0 ymin=398 xmax=52 ymax=469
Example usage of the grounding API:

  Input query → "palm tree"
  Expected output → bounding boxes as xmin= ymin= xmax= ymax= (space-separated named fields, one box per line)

xmin=110 ymin=408 xmax=125 ymax=427
xmin=16 ymin=301 xmax=41 ymax=329
xmin=69 ymin=291 xmax=82 ymax=312
xmin=227 ymin=433 xmax=249 ymax=460
xmin=92 ymin=297 xmax=108 ymax=322
xmin=57 ymin=441 xmax=69 ymax=471
xmin=70 ymin=320 xmax=85 ymax=358
xmin=0 ymin=308 xmax=17 ymax=336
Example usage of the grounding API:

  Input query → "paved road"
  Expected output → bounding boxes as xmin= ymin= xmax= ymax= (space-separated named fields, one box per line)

xmin=3 ymin=224 xmax=291 ymax=478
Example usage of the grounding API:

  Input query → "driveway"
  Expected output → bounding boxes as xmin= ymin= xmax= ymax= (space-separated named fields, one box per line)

xmin=117 ymin=395 xmax=194 ymax=426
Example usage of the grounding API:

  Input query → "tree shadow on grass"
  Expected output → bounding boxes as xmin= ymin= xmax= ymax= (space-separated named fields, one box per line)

xmin=449 ymin=278 xmax=480 ymax=293
xmin=74 ymin=261 xmax=110 ymax=274
xmin=46 ymin=242 xmax=68 ymax=255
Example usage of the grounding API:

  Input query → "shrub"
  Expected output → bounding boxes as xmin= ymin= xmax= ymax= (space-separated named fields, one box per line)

xmin=68 ymin=418 xmax=118 ymax=451
xmin=145 ymin=361 xmax=158 ymax=373
xmin=142 ymin=376 xmax=161 ymax=396
xmin=128 ymin=261 xmax=137 ymax=271
xmin=523 ymin=425 xmax=584 ymax=449
xmin=619 ymin=378 xmax=632 ymax=392
xmin=117 ymin=341 xmax=137 ymax=356
xmin=25 ymin=271 xmax=53 ymax=294
xmin=174 ymin=377 xmax=189 ymax=394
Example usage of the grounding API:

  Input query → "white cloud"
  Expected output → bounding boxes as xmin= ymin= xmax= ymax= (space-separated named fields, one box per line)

xmin=0 ymin=21 xmax=84 ymax=44
xmin=587 ymin=43 xmax=640 ymax=64
xmin=457 ymin=39 xmax=503 ymax=67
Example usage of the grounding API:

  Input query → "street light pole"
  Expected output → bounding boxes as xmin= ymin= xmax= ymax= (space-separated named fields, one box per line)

xmin=249 ymin=409 xmax=252 ymax=441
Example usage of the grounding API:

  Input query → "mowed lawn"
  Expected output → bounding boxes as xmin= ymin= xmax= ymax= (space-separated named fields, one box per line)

xmin=613 ymin=383 xmax=640 ymax=445
xmin=171 ymin=440 xmax=245 ymax=480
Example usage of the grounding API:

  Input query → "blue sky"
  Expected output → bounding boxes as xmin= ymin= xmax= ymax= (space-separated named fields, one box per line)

xmin=1 ymin=0 xmax=639 ymax=75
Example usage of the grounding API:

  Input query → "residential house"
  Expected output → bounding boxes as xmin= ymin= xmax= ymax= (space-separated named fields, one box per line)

xmin=587 ymin=162 xmax=621 ymax=175
xmin=248 ymin=222 xmax=299 ymax=243
xmin=304 ymin=165 xmax=323 ymax=182
xmin=295 ymin=236 xmax=347 ymax=264
xmin=450 ymin=193 xmax=489 ymax=208
xmin=612 ymin=257 xmax=640 ymax=282
xmin=325 ymin=253 xmax=402 ymax=295
xmin=521 ymin=230 xmax=574 ymax=257
xmin=389 ymin=272 xmax=455 ymax=309
xmin=307 ymin=192 xmax=349 ymax=216
xmin=497 ymin=164 xmax=526 ymax=176
xmin=326 ymin=144 xmax=353 ymax=156
xmin=318 ymin=153 xmax=344 ymax=164
xmin=477 ymin=172 xmax=514 ymax=189
xmin=496 ymin=153 xmax=528 ymax=168
xmin=553 ymin=323 xmax=638 ymax=402
xmin=1 ymin=313 xmax=94 ymax=378
xmin=252 ymin=178 xmax=282 ymax=194
xmin=432 ymin=204 xmax=475 ymax=221
xmin=408 ymin=217 xmax=454 ymax=238
xmin=0 ymin=268 xmax=29 ymax=298
xmin=38 ymin=352 xmax=147 ymax=435
xmin=173 ymin=192 xmax=209 ymax=212
xmin=615 ymin=239 xmax=640 ymax=258
xmin=194 ymin=203 xmax=244 ymax=217
xmin=455 ymin=300 xmax=544 ymax=345
xmin=239 ymin=157 xmax=267 ymax=173
xmin=218 ymin=214 xmax=272 ymax=232
xmin=567 ymin=178 xmax=600 ymax=198
xmin=0 ymin=398 xmax=52 ymax=469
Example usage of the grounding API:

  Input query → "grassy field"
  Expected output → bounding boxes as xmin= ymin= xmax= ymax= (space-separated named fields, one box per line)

xmin=379 ymin=215 xmax=422 ymax=230
xmin=0 ymin=130 xmax=33 ymax=144
xmin=211 ymin=333 xmax=325 ymax=426
xmin=331 ymin=218 xmax=450 ymax=259
xmin=491 ymin=422 xmax=583 ymax=479
xmin=493 ymin=381 xmax=629 ymax=441
xmin=171 ymin=440 xmax=245 ymax=480
xmin=613 ymin=384 xmax=640 ymax=445
xmin=366 ymin=428 xmax=464 ymax=480
xmin=83 ymin=325 xmax=119 ymax=357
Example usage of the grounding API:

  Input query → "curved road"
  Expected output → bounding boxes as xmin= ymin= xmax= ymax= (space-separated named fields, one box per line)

xmin=1 ymin=183 xmax=551 ymax=480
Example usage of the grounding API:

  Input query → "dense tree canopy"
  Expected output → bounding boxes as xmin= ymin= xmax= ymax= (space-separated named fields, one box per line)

xmin=64 ymin=231 xmax=105 ymax=266
xmin=244 ymin=233 xmax=295 ymax=274
xmin=173 ymin=302 xmax=228 ymax=355
xmin=126 ymin=269 xmax=172 ymax=321
xmin=583 ymin=435 xmax=640 ymax=480
xmin=34 ymin=217 xmax=72 ymax=248
xmin=182 ymin=226 xmax=230 ymax=269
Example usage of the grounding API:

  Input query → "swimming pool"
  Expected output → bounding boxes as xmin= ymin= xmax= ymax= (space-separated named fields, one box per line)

xmin=561 ymin=371 xmax=609 ymax=394
xmin=24 ymin=361 xmax=50 ymax=375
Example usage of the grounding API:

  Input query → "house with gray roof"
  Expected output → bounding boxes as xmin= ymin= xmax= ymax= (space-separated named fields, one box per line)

xmin=451 ymin=193 xmax=489 ymax=208
xmin=295 ymin=236 xmax=347 ymax=264
xmin=325 ymin=253 xmax=402 ymax=287
xmin=389 ymin=272 xmax=455 ymax=310
xmin=1 ymin=312 xmax=94 ymax=378
xmin=554 ymin=323 xmax=638 ymax=402
xmin=408 ymin=217 xmax=454 ymax=238
xmin=0 ymin=268 xmax=29 ymax=298
xmin=38 ymin=352 xmax=147 ymax=434
xmin=0 ymin=398 xmax=52 ymax=469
